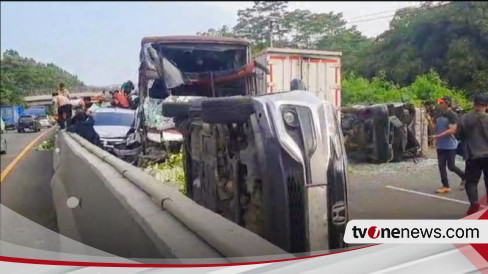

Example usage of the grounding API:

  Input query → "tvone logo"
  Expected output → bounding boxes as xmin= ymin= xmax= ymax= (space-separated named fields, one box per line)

xmin=368 ymin=226 xmax=380 ymax=239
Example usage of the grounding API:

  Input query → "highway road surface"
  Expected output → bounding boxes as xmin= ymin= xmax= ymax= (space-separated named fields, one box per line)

xmin=1 ymin=127 xmax=58 ymax=234
xmin=0 ymin=127 xmax=486 ymax=254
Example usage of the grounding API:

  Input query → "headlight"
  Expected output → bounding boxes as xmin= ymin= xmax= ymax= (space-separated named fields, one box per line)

xmin=283 ymin=110 xmax=299 ymax=127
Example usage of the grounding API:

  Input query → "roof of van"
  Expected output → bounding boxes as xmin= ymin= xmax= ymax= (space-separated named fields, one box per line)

xmin=141 ymin=35 xmax=250 ymax=46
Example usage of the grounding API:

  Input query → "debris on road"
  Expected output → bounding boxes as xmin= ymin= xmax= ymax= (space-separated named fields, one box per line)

xmin=348 ymin=148 xmax=465 ymax=175
xmin=35 ymin=140 xmax=54 ymax=151
xmin=142 ymin=152 xmax=186 ymax=194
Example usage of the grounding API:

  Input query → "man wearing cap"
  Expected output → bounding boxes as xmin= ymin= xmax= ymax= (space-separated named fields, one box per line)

xmin=456 ymin=93 xmax=488 ymax=213
xmin=430 ymin=95 xmax=466 ymax=194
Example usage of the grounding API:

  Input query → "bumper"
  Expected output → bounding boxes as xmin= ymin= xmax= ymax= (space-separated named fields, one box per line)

xmin=250 ymin=90 xmax=349 ymax=252
xmin=101 ymin=139 xmax=142 ymax=164
xmin=17 ymin=124 xmax=37 ymax=130
xmin=112 ymin=146 xmax=142 ymax=157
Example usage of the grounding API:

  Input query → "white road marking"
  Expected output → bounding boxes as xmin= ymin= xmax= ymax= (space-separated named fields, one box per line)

xmin=386 ymin=185 xmax=470 ymax=205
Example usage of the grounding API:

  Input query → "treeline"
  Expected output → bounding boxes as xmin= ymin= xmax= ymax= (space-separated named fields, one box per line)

xmin=1 ymin=49 xmax=84 ymax=105
xmin=343 ymin=70 xmax=470 ymax=110
xmin=198 ymin=1 xmax=487 ymax=106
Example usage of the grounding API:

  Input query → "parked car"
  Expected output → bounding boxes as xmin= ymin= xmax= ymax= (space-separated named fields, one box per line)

xmin=38 ymin=114 xmax=52 ymax=128
xmin=163 ymin=89 xmax=349 ymax=254
xmin=92 ymin=107 xmax=142 ymax=165
xmin=1 ymin=118 xmax=6 ymax=154
xmin=17 ymin=115 xmax=41 ymax=133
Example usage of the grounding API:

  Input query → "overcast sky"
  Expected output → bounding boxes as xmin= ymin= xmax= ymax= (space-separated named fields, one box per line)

xmin=0 ymin=1 xmax=420 ymax=86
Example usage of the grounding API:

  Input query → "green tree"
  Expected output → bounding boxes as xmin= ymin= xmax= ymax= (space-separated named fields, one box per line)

xmin=358 ymin=2 xmax=488 ymax=96
xmin=232 ymin=1 xmax=289 ymax=47
xmin=197 ymin=25 xmax=235 ymax=37
xmin=1 ymin=49 xmax=85 ymax=105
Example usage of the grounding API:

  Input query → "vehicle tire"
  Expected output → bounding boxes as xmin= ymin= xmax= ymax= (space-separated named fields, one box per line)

xmin=17 ymin=129 xmax=22 ymax=133
xmin=162 ymin=101 xmax=192 ymax=119
xmin=201 ymin=97 xmax=255 ymax=124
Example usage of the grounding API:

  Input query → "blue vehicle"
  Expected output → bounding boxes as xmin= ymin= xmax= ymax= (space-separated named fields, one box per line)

xmin=0 ymin=105 xmax=23 ymax=129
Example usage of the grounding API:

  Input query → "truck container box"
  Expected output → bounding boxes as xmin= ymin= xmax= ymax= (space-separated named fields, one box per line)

xmin=1 ymin=105 xmax=23 ymax=128
xmin=254 ymin=48 xmax=342 ymax=107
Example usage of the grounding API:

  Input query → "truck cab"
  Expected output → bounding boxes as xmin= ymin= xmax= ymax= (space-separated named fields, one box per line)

xmin=137 ymin=36 xmax=261 ymax=160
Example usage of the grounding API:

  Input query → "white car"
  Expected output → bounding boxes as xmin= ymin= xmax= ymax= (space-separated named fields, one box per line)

xmin=38 ymin=114 xmax=52 ymax=128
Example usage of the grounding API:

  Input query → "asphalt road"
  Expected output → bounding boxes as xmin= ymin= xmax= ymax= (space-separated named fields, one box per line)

xmin=0 ymin=128 xmax=49 ymax=173
xmin=0 ymin=127 xmax=58 ymax=233
xmin=348 ymin=149 xmax=487 ymax=220
xmin=0 ymin=127 xmax=487 ymax=255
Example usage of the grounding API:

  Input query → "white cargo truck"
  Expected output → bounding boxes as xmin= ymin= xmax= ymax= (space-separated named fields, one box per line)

xmin=254 ymin=48 xmax=342 ymax=108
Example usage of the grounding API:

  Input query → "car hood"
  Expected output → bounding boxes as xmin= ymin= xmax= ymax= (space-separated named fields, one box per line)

xmin=94 ymin=126 xmax=131 ymax=139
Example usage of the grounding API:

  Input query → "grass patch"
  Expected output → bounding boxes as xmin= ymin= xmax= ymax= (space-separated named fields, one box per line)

xmin=35 ymin=139 xmax=54 ymax=151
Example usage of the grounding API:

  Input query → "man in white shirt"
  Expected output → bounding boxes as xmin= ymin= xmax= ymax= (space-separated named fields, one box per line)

xmin=52 ymin=92 xmax=72 ymax=129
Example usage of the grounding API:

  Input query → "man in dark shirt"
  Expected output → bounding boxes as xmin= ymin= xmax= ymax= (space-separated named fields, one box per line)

xmin=457 ymin=93 xmax=488 ymax=214
xmin=68 ymin=111 xmax=101 ymax=146
xmin=430 ymin=96 xmax=466 ymax=194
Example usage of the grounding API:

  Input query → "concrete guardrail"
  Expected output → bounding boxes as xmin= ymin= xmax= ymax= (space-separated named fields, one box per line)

xmin=51 ymin=131 xmax=292 ymax=263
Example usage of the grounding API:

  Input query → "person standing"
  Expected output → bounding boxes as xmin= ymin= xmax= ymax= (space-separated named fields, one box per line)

xmin=430 ymin=96 xmax=466 ymax=194
xmin=52 ymin=92 xmax=72 ymax=129
xmin=57 ymin=83 xmax=71 ymax=99
xmin=456 ymin=93 xmax=488 ymax=213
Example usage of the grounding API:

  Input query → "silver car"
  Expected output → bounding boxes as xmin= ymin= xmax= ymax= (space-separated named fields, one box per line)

xmin=1 ymin=118 xmax=6 ymax=154
xmin=38 ymin=114 xmax=52 ymax=128
xmin=92 ymin=107 xmax=142 ymax=164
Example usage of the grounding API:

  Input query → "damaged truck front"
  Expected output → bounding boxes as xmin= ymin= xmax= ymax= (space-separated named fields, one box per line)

xmin=137 ymin=36 xmax=349 ymax=255
xmin=137 ymin=36 xmax=261 ymax=161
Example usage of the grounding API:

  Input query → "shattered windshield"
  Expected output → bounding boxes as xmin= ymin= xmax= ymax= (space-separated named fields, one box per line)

xmin=142 ymin=43 xmax=248 ymax=89
xmin=140 ymin=42 xmax=253 ymax=98
xmin=159 ymin=44 xmax=247 ymax=74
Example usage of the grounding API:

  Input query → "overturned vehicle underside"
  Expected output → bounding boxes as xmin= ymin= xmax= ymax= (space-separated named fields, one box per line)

xmin=341 ymin=103 xmax=422 ymax=163
xmin=137 ymin=36 xmax=349 ymax=254
xmin=163 ymin=90 xmax=349 ymax=254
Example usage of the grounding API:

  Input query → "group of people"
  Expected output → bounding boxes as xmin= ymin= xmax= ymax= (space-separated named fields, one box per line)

xmin=52 ymin=83 xmax=102 ymax=130
xmin=52 ymin=80 xmax=136 ymax=129
xmin=108 ymin=80 xmax=136 ymax=109
xmin=430 ymin=93 xmax=488 ymax=214
xmin=52 ymin=81 xmax=137 ymax=145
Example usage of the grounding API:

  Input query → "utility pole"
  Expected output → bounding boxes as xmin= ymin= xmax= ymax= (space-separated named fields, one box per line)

xmin=269 ymin=19 xmax=273 ymax=48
